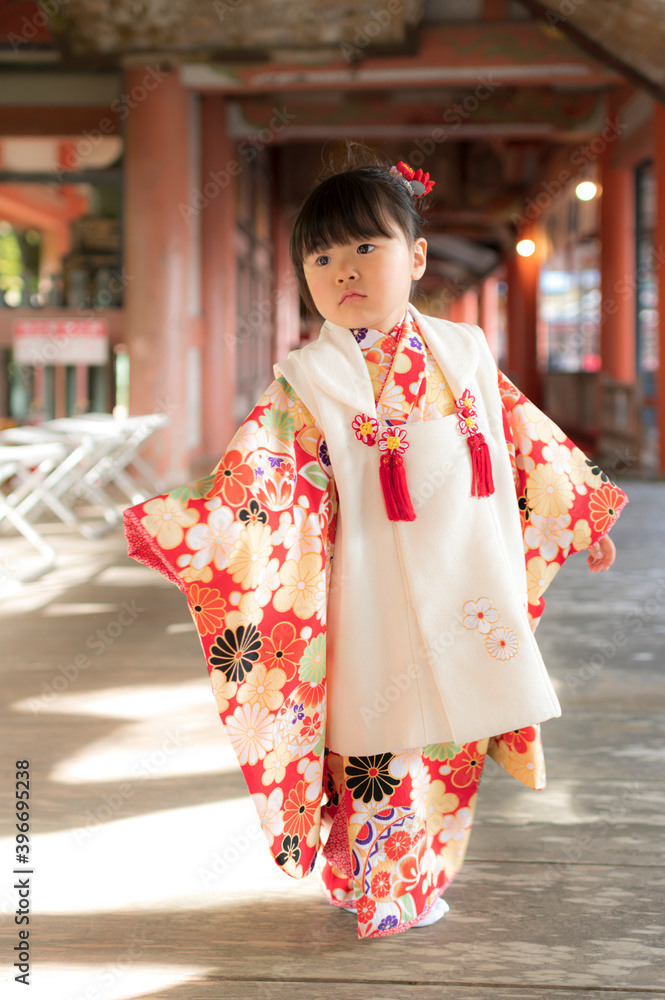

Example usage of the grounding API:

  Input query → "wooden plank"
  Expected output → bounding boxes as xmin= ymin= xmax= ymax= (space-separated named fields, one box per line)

xmin=119 ymin=986 xmax=665 ymax=1000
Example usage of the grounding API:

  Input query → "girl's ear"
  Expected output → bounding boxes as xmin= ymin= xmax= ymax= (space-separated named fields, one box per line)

xmin=411 ymin=237 xmax=428 ymax=279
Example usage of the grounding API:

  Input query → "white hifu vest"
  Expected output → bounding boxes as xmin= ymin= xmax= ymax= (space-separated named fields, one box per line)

xmin=274 ymin=303 xmax=561 ymax=755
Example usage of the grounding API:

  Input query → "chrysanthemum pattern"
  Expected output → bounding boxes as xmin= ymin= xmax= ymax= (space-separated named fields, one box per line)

xmin=318 ymin=741 xmax=488 ymax=938
xmin=124 ymin=309 xmax=628 ymax=925
xmin=499 ymin=368 xmax=628 ymax=623
xmin=485 ymin=627 xmax=520 ymax=660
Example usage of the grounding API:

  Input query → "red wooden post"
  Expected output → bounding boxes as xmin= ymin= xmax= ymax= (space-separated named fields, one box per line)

xmin=655 ymin=103 xmax=665 ymax=475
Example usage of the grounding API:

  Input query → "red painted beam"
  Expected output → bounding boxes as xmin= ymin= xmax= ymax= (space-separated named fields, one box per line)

xmin=0 ymin=106 xmax=119 ymax=137
xmin=180 ymin=23 xmax=621 ymax=94
xmin=0 ymin=1 xmax=53 ymax=44
xmin=233 ymin=89 xmax=603 ymax=132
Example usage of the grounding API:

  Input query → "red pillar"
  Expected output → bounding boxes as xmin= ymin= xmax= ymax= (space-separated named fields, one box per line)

xmin=449 ymin=296 xmax=465 ymax=323
xmin=200 ymin=95 xmax=238 ymax=463
xmin=655 ymin=103 xmax=665 ymax=475
xmin=599 ymin=145 xmax=636 ymax=383
xmin=271 ymin=151 xmax=301 ymax=361
xmin=461 ymin=288 xmax=479 ymax=325
xmin=449 ymin=288 xmax=479 ymax=325
xmin=479 ymin=274 xmax=500 ymax=361
xmin=506 ymin=230 xmax=541 ymax=404
xmin=124 ymin=67 xmax=194 ymax=483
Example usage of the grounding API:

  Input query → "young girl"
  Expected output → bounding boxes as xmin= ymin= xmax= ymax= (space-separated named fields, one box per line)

xmin=124 ymin=148 xmax=628 ymax=939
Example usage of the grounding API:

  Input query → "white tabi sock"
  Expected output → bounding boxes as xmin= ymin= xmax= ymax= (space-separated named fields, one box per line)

xmin=412 ymin=896 xmax=449 ymax=927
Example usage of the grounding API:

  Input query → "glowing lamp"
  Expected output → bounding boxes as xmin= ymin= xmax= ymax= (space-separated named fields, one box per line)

xmin=516 ymin=239 xmax=535 ymax=257
xmin=575 ymin=181 xmax=597 ymax=201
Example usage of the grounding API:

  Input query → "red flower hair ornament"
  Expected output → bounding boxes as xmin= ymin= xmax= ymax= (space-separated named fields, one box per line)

xmin=389 ymin=161 xmax=436 ymax=197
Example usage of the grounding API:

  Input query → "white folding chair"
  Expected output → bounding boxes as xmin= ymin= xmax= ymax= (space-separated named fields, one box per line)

xmin=1 ymin=423 xmax=124 ymax=539
xmin=44 ymin=413 xmax=170 ymax=507
xmin=85 ymin=413 xmax=170 ymax=504
xmin=0 ymin=412 xmax=169 ymax=547
xmin=0 ymin=442 xmax=68 ymax=582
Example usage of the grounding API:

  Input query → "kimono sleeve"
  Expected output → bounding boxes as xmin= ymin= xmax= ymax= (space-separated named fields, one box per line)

xmin=487 ymin=371 xmax=628 ymax=792
xmin=123 ymin=374 xmax=338 ymax=879
xmin=497 ymin=369 xmax=629 ymax=628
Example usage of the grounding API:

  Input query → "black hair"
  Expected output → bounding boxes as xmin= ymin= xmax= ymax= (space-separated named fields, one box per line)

xmin=289 ymin=142 xmax=432 ymax=317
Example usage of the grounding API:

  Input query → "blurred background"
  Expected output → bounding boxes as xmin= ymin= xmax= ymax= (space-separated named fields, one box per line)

xmin=0 ymin=0 xmax=662 ymax=484
xmin=2 ymin=7 xmax=665 ymax=997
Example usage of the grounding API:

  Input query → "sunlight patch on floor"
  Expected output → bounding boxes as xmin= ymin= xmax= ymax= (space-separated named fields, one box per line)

xmin=1 ymin=964 xmax=213 ymax=1000
xmin=0 ymin=557 xmax=110 ymax=614
xmin=2 ymin=797 xmax=317 ymax=914
xmin=94 ymin=566 xmax=173 ymax=587
xmin=13 ymin=682 xmax=240 ymax=783
xmin=42 ymin=603 xmax=122 ymax=617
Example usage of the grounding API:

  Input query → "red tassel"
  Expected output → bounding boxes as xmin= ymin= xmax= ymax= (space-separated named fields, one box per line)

xmin=380 ymin=451 xmax=417 ymax=521
xmin=391 ymin=452 xmax=417 ymax=521
xmin=467 ymin=432 xmax=495 ymax=497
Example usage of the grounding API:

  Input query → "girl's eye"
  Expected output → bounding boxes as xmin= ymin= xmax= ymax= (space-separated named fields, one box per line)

xmin=311 ymin=243 xmax=375 ymax=266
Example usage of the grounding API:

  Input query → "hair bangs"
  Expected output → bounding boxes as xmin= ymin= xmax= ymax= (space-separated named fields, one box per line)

xmin=298 ymin=175 xmax=404 ymax=264
xmin=289 ymin=145 xmax=431 ymax=316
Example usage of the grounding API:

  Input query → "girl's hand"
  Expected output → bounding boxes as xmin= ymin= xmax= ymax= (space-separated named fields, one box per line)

xmin=586 ymin=533 xmax=616 ymax=573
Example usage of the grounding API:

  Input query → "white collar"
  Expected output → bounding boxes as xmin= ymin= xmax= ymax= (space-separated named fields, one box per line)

xmin=295 ymin=303 xmax=479 ymax=412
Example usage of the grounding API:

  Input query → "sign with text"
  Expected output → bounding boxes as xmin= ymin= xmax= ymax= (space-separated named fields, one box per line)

xmin=13 ymin=318 xmax=109 ymax=366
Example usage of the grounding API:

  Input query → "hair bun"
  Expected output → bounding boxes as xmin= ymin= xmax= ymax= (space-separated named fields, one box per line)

xmin=390 ymin=161 xmax=435 ymax=197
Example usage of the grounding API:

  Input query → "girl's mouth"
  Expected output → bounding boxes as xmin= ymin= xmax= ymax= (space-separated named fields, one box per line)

xmin=340 ymin=292 xmax=366 ymax=303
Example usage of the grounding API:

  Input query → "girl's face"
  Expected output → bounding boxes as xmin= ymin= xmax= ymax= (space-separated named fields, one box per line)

xmin=303 ymin=227 xmax=427 ymax=334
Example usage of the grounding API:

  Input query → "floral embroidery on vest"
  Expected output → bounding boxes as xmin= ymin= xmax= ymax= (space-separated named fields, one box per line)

xmin=462 ymin=597 xmax=519 ymax=660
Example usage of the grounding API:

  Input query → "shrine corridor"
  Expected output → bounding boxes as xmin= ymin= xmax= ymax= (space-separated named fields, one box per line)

xmin=1 ymin=480 xmax=663 ymax=999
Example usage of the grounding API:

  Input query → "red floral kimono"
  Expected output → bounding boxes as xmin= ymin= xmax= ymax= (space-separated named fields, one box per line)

xmin=124 ymin=308 xmax=628 ymax=938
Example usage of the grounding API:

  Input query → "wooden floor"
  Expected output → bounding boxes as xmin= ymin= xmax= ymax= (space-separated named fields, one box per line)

xmin=1 ymin=481 xmax=664 ymax=1000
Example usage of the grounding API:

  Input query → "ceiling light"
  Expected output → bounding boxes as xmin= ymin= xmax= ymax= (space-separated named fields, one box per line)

xmin=516 ymin=239 xmax=535 ymax=257
xmin=575 ymin=181 xmax=597 ymax=201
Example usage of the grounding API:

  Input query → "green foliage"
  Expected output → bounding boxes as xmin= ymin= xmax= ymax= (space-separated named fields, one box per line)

xmin=0 ymin=223 xmax=23 ymax=296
